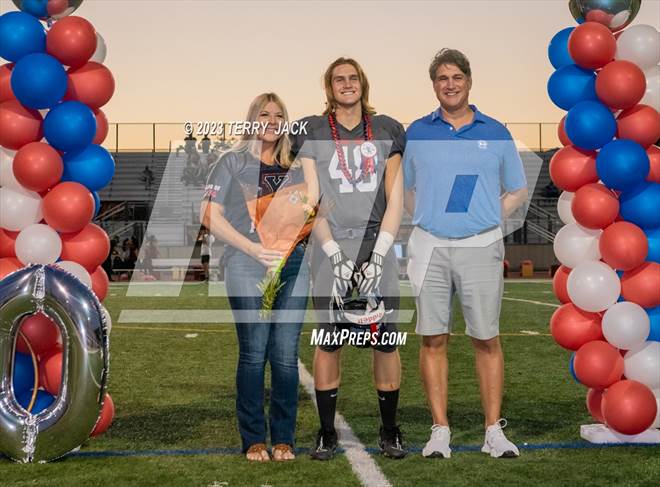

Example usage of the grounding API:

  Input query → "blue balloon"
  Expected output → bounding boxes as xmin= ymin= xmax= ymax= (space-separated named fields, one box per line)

xmin=565 ymin=100 xmax=616 ymax=150
xmin=63 ymin=145 xmax=115 ymax=192
xmin=11 ymin=53 xmax=67 ymax=109
xmin=13 ymin=352 xmax=35 ymax=398
xmin=645 ymin=228 xmax=660 ymax=263
xmin=0 ymin=11 xmax=46 ymax=63
xmin=548 ymin=27 xmax=575 ymax=70
xmin=92 ymin=191 xmax=101 ymax=218
xmin=21 ymin=0 xmax=49 ymax=18
xmin=44 ymin=101 xmax=97 ymax=153
xmin=620 ymin=182 xmax=660 ymax=230
xmin=648 ymin=307 xmax=660 ymax=342
xmin=547 ymin=64 xmax=597 ymax=111
xmin=568 ymin=353 xmax=580 ymax=384
xmin=18 ymin=389 xmax=55 ymax=414
xmin=597 ymin=140 xmax=650 ymax=191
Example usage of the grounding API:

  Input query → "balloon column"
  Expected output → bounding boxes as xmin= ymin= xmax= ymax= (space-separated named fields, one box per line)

xmin=549 ymin=0 xmax=660 ymax=437
xmin=0 ymin=0 xmax=115 ymax=462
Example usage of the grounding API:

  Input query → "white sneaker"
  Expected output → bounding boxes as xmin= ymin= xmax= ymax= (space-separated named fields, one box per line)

xmin=422 ymin=424 xmax=451 ymax=458
xmin=481 ymin=419 xmax=520 ymax=458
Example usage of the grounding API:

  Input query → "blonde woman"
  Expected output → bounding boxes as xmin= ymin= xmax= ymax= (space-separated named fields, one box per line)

xmin=201 ymin=93 xmax=314 ymax=462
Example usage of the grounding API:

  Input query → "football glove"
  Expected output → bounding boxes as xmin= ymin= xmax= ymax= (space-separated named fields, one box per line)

xmin=329 ymin=250 xmax=357 ymax=299
xmin=358 ymin=251 xmax=384 ymax=295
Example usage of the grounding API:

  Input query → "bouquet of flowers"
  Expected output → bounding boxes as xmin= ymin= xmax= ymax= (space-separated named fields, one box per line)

xmin=242 ymin=182 xmax=317 ymax=318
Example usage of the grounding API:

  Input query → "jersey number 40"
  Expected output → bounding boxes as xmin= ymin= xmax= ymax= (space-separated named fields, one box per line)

xmin=329 ymin=146 xmax=378 ymax=194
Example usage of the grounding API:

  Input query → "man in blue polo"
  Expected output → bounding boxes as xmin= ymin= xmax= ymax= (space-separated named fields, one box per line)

xmin=403 ymin=48 xmax=528 ymax=459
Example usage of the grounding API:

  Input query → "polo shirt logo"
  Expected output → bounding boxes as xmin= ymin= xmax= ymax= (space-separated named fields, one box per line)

xmin=478 ymin=140 xmax=488 ymax=150
xmin=445 ymin=175 xmax=478 ymax=213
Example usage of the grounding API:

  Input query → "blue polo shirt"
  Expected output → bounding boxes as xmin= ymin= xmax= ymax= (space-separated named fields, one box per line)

xmin=403 ymin=105 xmax=527 ymax=238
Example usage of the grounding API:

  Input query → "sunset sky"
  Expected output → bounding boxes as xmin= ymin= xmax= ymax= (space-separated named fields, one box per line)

xmin=2 ymin=0 xmax=659 ymax=148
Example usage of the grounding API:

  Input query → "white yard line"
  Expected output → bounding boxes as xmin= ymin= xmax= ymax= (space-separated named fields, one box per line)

xmin=502 ymin=297 xmax=560 ymax=308
xmin=298 ymin=360 xmax=392 ymax=487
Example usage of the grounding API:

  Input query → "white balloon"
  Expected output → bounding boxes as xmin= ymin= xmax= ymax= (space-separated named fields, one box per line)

xmin=15 ymin=224 xmax=62 ymax=265
xmin=641 ymin=65 xmax=660 ymax=112
xmin=0 ymin=148 xmax=20 ymax=190
xmin=553 ymin=223 xmax=601 ymax=268
xmin=0 ymin=186 xmax=43 ymax=232
xmin=55 ymin=261 xmax=92 ymax=288
xmin=624 ymin=341 xmax=660 ymax=390
xmin=91 ymin=32 xmax=107 ymax=64
xmin=101 ymin=306 xmax=112 ymax=334
xmin=602 ymin=302 xmax=651 ymax=350
xmin=567 ymin=260 xmax=620 ymax=312
xmin=557 ymin=191 xmax=576 ymax=225
xmin=615 ymin=24 xmax=660 ymax=70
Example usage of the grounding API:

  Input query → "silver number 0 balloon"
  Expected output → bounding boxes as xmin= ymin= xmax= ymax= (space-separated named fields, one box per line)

xmin=0 ymin=265 xmax=109 ymax=463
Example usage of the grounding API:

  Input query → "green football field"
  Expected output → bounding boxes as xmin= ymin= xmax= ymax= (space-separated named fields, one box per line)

xmin=2 ymin=281 xmax=659 ymax=486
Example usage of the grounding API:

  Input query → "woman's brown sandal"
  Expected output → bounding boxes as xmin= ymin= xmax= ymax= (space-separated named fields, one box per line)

xmin=246 ymin=443 xmax=270 ymax=462
xmin=272 ymin=443 xmax=295 ymax=461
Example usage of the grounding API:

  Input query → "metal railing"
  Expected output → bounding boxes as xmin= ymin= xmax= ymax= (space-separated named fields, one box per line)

xmin=100 ymin=122 xmax=563 ymax=154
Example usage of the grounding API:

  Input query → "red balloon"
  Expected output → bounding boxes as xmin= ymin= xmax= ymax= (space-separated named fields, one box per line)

xmin=65 ymin=62 xmax=115 ymax=110
xmin=0 ymin=257 xmax=21 ymax=279
xmin=568 ymin=22 xmax=616 ymax=70
xmin=60 ymin=223 xmax=110 ymax=272
xmin=39 ymin=351 xmax=63 ymax=395
xmin=558 ymin=116 xmax=572 ymax=146
xmin=42 ymin=182 xmax=94 ymax=234
xmin=599 ymin=222 xmax=648 ymax=271
xmin=617 ymin=105 xmax=660 ymax=149
xmin=549 ymin=146 xmax=599 ymax=192
xmin=586 ymin=388 xmax=605 ymax=423
xmin=621 ymin=262 xmax=660 ymax=309
xmin=585 ymin=9 xmax=613 ymax=27
xmin=48 ymin=0 xmax=68 ymax=17
xmin=90 ymin=266 xmax=109 ymax=301
xmin=91 ymin=393 xmax=115 ymax=437
xmin=646 ymin=145 xmax=660 ymax=183
xmin=93 ymin=109 xmax=109 ymax=145
xmin=550 ymin=303 xmax=603 ymax=351
xmin=0 ymin=63 xmax=15 ymax=103
xmin=596 ymin=61 xmax=646 ymax=110
xmin=47 ymin=16 xmax=97 ymax=69
xmin=574 ymin=341 xmax=624 ymax=390
xmin=552 ymin=265 xmax=572 ymax=304
xmin=0 ymin=228 xmax=18 ymax=258
xmin=571 ymin=183 xmax=619 ymax=230
xmin=13 ymin=142 xmax=63 ymax=192
xmin=602 ymin=380 xmax=657 ymax=435
xmin=0 ymin=100 xmax=43 ymax=151
xmin=16 ymin=313 xmax=61 ymax=356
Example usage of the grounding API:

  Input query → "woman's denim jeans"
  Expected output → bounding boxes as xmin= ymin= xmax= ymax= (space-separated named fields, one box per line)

xmin=224 ymin=243 xmax=309 ymax=450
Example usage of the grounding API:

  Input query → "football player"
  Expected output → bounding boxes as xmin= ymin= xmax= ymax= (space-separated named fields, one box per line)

xmin=292 ymin=57 xmax=406 ymax=460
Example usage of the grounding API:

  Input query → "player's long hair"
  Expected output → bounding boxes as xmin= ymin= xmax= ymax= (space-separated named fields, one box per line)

xmin=322 ymin=57 xmax=376 ymax=116
xmin=230 ymin=92 xmax=294 ymax=168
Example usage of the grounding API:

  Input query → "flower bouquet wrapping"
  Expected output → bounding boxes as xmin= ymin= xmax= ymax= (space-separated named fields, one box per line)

xmin=242 ymin=182 xmax=317 ymax=318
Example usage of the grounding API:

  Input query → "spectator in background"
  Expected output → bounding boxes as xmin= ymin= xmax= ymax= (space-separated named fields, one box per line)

xmin=141 ymin=235 xmax=160 ymax=276
xmin=141 ymin=165 xmax=154 ymax=190
xmin=542 ymin=182 xmax=559 ymax=198
xmin=201 ymin=135 xmax=211 ymax=154
xmin=184 ymin=133 xmax=198 ymax=161
xmin=104 ymin=239 xmax=118 ymax=281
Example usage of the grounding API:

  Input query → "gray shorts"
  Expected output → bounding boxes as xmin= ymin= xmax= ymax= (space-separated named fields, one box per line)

xmin=407 ymin=226 xmax=505 ymax=340
xmin=310 ymin=236 xmax=401 ymax=352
